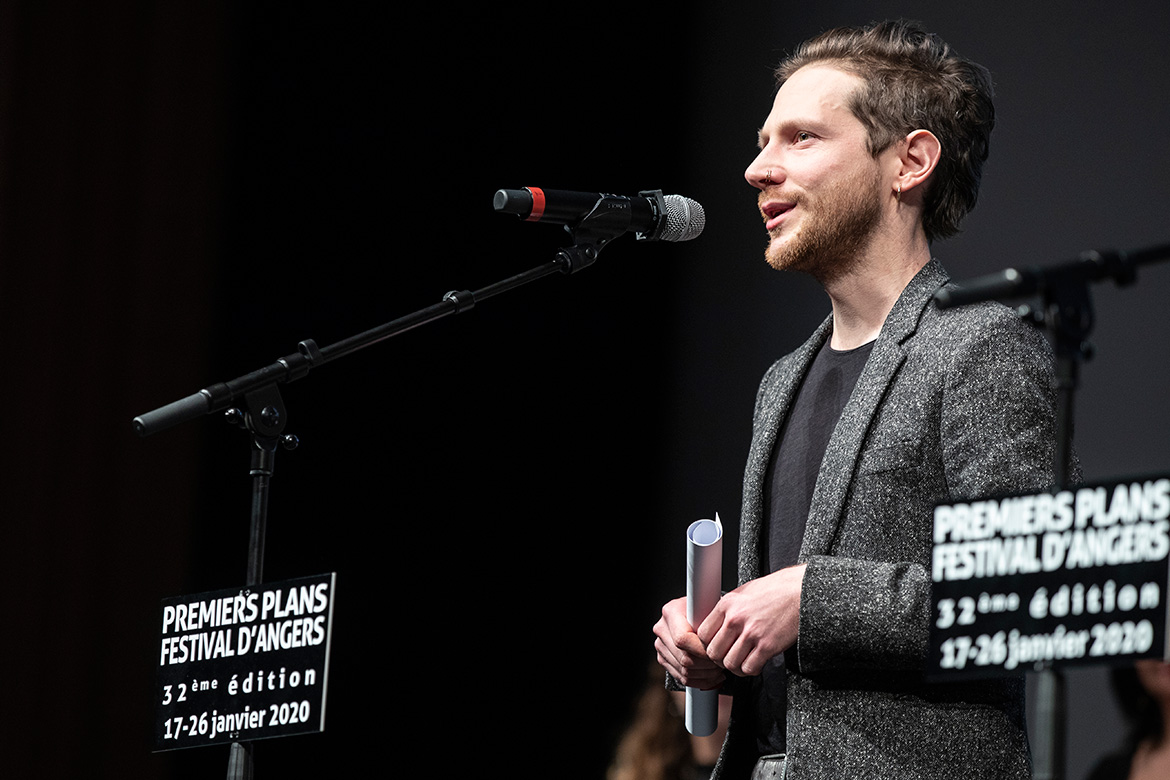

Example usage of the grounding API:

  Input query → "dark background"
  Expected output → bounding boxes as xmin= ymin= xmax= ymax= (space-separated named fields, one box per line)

xmin=2 ymin=2 xmax=1168 ymax=778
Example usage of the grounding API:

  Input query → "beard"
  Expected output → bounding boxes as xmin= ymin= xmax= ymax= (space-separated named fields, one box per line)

xmin=762 ymin=168 xmax=883 ymax=283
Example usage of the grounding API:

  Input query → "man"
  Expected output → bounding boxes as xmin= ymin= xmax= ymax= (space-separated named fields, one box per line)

xmin=654 ymin=20 xmax=1064 ymax=779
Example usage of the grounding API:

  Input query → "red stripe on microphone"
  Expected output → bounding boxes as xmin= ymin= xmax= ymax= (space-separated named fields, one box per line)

xmin=526 ymin=187 xmax=545 ymax=222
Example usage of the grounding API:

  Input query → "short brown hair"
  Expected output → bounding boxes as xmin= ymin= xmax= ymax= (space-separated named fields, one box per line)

xmin=777 ymin=20 xmax=995 ymax=242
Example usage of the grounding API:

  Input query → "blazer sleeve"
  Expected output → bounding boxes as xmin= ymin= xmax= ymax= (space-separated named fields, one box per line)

xmin=793 ymin=309 xmax=1063 ymax=674
xmin=796 ymin=555 xmax=932 ymax=672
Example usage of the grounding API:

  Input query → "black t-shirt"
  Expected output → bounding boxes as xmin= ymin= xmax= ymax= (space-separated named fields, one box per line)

xmin=755 ymin=337 xmax=874 ymax=755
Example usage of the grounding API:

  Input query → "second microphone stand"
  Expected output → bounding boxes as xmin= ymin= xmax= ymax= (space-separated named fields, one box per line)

xmin=936 ymin=242 xmax=1170 ymax=780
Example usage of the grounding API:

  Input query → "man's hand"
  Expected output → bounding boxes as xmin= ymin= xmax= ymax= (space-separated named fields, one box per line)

xmin=697 ymin=563 xmax=806 ymax=677
xmin=653 ymin=596 xmax=727 ymax=691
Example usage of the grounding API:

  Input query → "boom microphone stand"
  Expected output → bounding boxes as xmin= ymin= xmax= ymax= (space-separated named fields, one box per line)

xmin=134 ymin=195 xmax=680 ymax=780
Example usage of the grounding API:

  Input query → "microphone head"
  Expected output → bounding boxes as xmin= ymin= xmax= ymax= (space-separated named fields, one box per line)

xmin=659 ymin=194 xmax=705 ymax=242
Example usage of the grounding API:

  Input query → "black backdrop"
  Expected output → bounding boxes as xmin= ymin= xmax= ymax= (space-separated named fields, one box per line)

xmin=2 ymin=2 xmax=1168 ymax=778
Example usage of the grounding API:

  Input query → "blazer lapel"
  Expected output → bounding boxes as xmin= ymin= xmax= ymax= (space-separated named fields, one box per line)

xmin=799 ymin=259 xmax=951 ymax=559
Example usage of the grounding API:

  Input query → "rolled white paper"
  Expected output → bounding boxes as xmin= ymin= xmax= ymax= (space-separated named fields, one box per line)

xmin=685 ymin=513 xmax=723 ymax=737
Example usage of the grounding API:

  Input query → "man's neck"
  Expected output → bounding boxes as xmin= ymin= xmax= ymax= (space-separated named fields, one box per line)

xmin=821 ymin=230 xmax=932 ymax=351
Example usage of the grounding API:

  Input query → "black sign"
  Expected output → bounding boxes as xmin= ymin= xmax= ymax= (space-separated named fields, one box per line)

xmin=154 ymin=573 xmax=336 ymax=751
xmin=928 ymin=477 xmax=1170 ymax=679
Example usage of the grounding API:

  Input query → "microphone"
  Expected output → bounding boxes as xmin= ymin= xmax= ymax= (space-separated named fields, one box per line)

xmin=493 ymin=187 xmax=705 ymax=243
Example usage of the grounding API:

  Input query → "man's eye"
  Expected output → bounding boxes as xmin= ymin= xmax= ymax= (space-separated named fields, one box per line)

xmin=795 ymin=131 xmax=813 ymax=142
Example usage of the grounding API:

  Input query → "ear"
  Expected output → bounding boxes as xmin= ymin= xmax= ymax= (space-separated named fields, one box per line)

xmin=895 ymin=129 xmax=941 ymax=195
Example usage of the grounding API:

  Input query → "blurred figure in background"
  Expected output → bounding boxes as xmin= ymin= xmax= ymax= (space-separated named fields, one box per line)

xmin=609 ymin=664 xmax=731 ymax=780
xmin=1086 ymin=660 xmax=1170 ymax=780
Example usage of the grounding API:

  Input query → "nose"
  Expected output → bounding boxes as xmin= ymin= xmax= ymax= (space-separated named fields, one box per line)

xmin=745 ymin=152 xmax=778 ymax=190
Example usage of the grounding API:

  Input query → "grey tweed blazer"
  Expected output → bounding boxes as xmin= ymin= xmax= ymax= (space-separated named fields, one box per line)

xmin=714 ymin=259 xmax=1062 ymax=780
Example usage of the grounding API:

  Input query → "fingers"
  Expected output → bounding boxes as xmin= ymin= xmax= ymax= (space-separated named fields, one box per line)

xmin=704 ymin=625 xmax=770 ymax=677
xmin=675 ymin=630 xmax=708 ymax=657
xmin=697 ymin=601 xmax=737 ymax=670
xmin=654 ymin=635 xmax=726 ymax=690
xmin=695 ymin=601 xmax=723 ymax=650
xmin=697 ymin=592 xmax=786 ymax=677
xmin=711 ymin=631 xmax=773 ymax=677
xmin=699 ymin=610 xmax=743 ymax=675
xmin=653 ymin=600 xmax=727 ymax=690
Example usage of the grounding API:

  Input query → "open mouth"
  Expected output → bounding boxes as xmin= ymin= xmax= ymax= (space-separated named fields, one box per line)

xmin=761 ymin=201 xmax=795 ymax=232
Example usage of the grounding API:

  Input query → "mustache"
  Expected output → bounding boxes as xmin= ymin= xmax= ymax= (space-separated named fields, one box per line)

xmin=758 ymin=187 xmax=803 ymax=210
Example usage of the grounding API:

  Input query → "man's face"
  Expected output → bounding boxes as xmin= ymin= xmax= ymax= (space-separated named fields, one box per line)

xmin=745 ymin=65 xmax=887 ymax=281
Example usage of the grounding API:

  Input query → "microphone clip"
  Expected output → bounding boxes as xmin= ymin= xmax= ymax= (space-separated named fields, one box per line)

xmin=555 ymin=189 xmax=668 ymax=273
